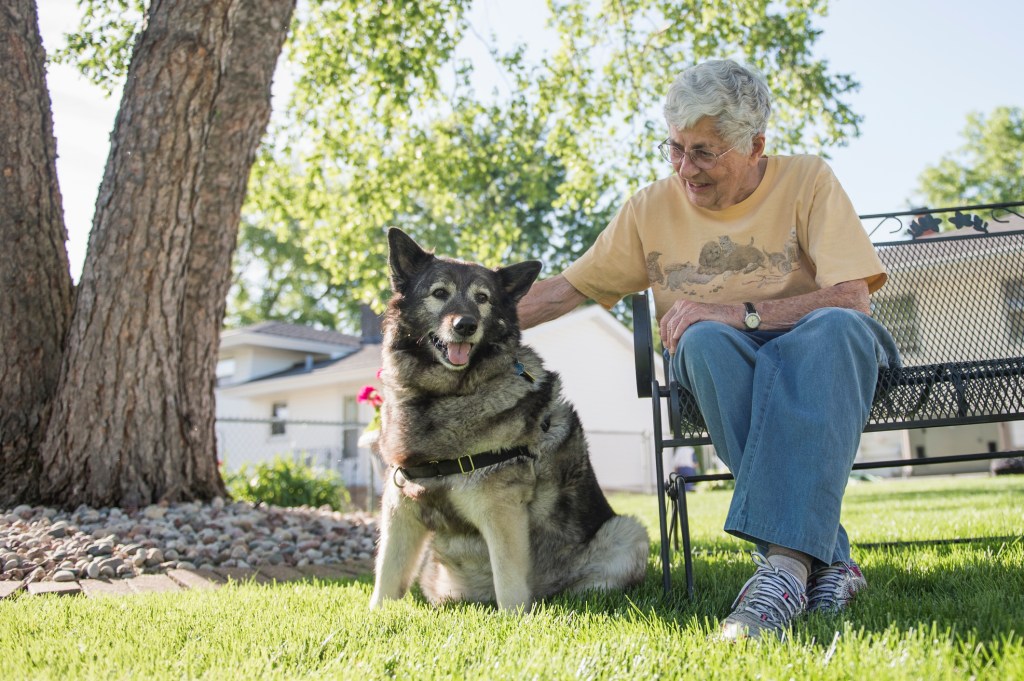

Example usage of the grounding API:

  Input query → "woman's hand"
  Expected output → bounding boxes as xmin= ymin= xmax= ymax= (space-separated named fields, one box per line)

xmin=659 ymin=300 xmax=739 ymax=353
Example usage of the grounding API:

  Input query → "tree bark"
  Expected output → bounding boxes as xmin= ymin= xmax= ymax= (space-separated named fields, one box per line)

xmin=179 ymin=0 xmax=298 ymax=503
xmin=39 ymin=0 xmax=295 ymax=508
xmin=0 ymin=1 xmax=74 ymax=506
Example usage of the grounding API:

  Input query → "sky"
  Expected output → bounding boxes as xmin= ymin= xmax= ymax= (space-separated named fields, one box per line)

xmin=38 ymin=0 xmax=1024 ymax=281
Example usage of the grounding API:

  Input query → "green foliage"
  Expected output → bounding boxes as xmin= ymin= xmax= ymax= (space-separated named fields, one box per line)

xmin=50 ymin=0 xmax=145 ymax=95
xmin=239 ymin=0 xmax=861 ymax=328
xmin=51 ymin=0 xmax=863 ymax=330
xmin=225 ymin=219 xmax=350 ymax=329
xmin=223 ymin=457 xmax=350 ymax=511
xmin=915 ymin=106 xmax=1024 ymax=209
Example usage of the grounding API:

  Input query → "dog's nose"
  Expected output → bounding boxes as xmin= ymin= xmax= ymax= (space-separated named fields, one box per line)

xmin=453 ymin=316 xmax=478 ymax=337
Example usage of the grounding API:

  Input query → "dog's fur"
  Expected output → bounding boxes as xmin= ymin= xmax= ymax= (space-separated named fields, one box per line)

xmin=369 ymin=229 xmax=649 ymax=612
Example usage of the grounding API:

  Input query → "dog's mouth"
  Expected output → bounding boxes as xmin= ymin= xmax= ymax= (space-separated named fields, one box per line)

xmin=428 ymin=333 xmax=473 ymax=368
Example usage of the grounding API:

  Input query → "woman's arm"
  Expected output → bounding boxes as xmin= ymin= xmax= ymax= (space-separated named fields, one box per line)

xmin=517 ymin=274 xmax=589 ymax=329
xmin=659 ymin=278 xmax=870 ymax=353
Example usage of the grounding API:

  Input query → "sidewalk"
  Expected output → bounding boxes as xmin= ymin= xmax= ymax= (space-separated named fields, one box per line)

xmin=0 ymin=559 xmax=374 ymax=599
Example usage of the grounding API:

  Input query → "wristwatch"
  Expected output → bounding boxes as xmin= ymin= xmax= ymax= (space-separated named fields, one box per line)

xmin=743 ymin=302 xmax=761 ymax=331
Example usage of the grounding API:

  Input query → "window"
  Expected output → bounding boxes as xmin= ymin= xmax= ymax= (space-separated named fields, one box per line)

xmin=215 ymin=358 xmax=236 ymax=382
xmin=1004 ymin=279 xmax=1024 ymax=342
xmin=873 ymin=294 xmax=921 ymax=355
xmin=342 ymin=396 xmax=359 ymax=459
xmin=270 ymin=402 xmax=288 ymax=436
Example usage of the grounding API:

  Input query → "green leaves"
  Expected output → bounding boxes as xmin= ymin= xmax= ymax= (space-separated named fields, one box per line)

xmin=51 ymin=0 xmax=145 ymax=95
xmin=223 ymin=456 xmax=351 ymax=511
xmin=243 ymin=1 xmax=862 ymax=329
xmin=915 ymin=107 xmax=1024 ymax=209
xmin=51 ymin=0 xmax=862 ymax=331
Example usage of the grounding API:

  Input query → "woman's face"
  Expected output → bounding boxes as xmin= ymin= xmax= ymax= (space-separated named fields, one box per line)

xmin=667 ymin=117 xmax=765 ymax=211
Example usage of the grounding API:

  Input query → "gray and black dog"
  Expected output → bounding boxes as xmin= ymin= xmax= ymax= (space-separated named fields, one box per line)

xmin=369 ymin=228 xmax=649 ymax=612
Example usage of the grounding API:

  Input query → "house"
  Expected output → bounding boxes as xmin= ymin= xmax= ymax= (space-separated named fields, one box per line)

xmin=214 ymin=306 xmax=665 ymax=507
xmin=215 ymin=321 xmax=384 ymax=505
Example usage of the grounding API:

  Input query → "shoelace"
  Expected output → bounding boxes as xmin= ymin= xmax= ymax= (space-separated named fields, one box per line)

xmin=807 ymin=564 xmax=853 ymax=608
xmin=731 ymin=553 xmax=806 ymax=623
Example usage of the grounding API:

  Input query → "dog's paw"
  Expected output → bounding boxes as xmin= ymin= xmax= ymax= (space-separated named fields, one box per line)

xmin=497 ymin=596 xmax=534 ymax=615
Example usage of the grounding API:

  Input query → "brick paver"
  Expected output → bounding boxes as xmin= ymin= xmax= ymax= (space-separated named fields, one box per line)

xmin=2 ymin=560 xmax=373 ymax=599
xmin=127 ymin=574 xmax=184 ymax=594
xmin=214 ymin=567 xmax=273 ymax=584
xmin=0 ymin=581 xmax=25 ymax=599
xmin=79 ymin=579 xmax=136 ymax=598
xmin=257 ymin=565 xmax=305 ymax=582
xmin=167 ymin=568 xmax=224 ymax=591
xmin=27 ymin=581 xmax=82 ymax=597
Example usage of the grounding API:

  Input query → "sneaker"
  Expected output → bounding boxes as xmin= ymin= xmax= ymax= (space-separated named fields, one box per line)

xmin=720 ymin=552 xmax=807 ymax=641
xmin=806 ymin=561 xmax=867 ymax=613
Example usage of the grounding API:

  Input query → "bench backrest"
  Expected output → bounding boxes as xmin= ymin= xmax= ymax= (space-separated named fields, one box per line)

xmin=869 ymin=218 xmax=1024 ymax=367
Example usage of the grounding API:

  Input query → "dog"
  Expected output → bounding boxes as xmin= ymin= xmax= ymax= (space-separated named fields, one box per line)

xmin=369 ymin=228 xmax=650 ymax=612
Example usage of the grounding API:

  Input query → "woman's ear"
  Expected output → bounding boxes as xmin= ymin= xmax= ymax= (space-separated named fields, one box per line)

xmin=748 ymin=133 xmax=766 ymax=161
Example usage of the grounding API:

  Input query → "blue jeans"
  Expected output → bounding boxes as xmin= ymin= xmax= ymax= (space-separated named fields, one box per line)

xmin=670 ymin=308 xmax=901 ymax=566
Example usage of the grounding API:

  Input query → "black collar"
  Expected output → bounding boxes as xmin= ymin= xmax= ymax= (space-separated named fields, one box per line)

xmin=395 ymin=445 xmax=534 ymax=483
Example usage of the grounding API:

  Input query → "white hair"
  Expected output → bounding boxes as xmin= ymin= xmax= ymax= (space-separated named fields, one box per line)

xmin=663 ymin=59 xmax=772 ymax=155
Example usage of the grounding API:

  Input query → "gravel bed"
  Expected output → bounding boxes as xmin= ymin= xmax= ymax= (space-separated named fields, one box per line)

xmin=0 ymin=498 xmax=378 ymax=584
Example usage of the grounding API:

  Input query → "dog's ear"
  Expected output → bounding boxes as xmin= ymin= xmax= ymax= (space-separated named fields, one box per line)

xmin=388 ymin=228 xmax=434 ymax=293
xmin=496 ymin=261 xmax=543 ymax=303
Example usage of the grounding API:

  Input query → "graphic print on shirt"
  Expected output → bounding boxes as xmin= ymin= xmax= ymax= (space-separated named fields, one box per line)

xmin=646 ymin=228 xmax=801 ymax=299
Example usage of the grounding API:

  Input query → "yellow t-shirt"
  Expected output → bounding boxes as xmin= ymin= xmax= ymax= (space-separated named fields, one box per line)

xmin=563 ymin=155 xmax=887 ymax=321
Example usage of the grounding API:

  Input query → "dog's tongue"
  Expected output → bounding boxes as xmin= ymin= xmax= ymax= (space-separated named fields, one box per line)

xmin=447 ymin=342 xmax=472 ymax=366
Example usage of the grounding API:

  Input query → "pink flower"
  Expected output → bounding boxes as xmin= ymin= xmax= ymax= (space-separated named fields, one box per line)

xmin=357 ymin=385 xmax=383 ymax=408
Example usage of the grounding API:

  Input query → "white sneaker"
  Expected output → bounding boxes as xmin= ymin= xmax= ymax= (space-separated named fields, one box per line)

xmin=806 ymin=561 xmax=867 ymax=613
xmin=720 ymin=552 xmax=807 ymax=640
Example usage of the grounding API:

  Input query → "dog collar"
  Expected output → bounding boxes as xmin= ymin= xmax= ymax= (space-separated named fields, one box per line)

xmin=394 ymin=445 xmax=534 ymax=485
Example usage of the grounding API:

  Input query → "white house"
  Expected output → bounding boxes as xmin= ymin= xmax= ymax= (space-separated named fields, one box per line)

xmin=214 ymin=306 xmax=667 ymax=506
xmin=215 ymin=323 xmax=384 ymax=504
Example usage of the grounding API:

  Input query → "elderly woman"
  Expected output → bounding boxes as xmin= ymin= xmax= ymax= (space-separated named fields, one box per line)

xmin=519 ymin=59 xmax=900 ymax=640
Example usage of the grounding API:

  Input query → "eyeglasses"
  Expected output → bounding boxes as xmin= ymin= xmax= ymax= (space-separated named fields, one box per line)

xmin=658 ymin=139 xmax=737 ymax=170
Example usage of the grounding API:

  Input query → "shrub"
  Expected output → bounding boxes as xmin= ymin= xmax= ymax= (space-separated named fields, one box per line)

xmin=224 ymin=456 xmax=350 ymax=511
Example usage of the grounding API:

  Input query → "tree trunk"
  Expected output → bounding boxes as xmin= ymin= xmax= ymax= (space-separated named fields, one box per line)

xmin=0 ymin=1 xmax=74 ymax=506
xmin=179 ymin=0 xmax=298 ymax=503
xmin=39 ymin=0 xmax=295 ymax=508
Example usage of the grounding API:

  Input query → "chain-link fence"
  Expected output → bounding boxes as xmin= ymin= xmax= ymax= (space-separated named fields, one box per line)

xmin=216 ymin=419 xmax=672 ymax=503
xmin=216 ymin=417 xmax=383 ymax=510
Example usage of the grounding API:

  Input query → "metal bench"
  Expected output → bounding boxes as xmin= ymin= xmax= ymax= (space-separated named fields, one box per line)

xmin=632 ymin=201 xmax=1024 ymax=597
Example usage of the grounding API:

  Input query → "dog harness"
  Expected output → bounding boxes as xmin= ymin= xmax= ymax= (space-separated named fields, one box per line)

xmin=393 ymin=445 xmax=534 ymax=485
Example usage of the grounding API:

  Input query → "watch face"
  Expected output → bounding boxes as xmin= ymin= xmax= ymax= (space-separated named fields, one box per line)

xmin=744 ymin=313 xmax=760 ymax=329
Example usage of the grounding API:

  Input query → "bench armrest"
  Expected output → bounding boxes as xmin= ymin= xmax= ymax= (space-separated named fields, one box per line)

xmin=631 ymin=291 xmax=654 ymax=398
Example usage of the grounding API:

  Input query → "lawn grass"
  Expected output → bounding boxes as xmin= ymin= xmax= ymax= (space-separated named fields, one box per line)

xmin=2 ymin=476 xmax=1022 ymax=680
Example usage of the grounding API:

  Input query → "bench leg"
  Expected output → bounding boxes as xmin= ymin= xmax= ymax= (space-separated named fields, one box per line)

xmin=676 ymin=477 xmax=695 ymax=600
xmin=653 ymin=441 xmax=672 ymax=596
xmin=651 ymin=380 xmax=673 ymax=596
xmin=666 ymin=474 xmax=696 ymax=600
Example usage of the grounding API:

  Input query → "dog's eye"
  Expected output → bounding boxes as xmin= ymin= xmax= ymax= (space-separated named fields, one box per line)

xmin=474 ymin=292 xmax=489 ymax=305
xmin=432 ymin=288 xmax=449 ymax=300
